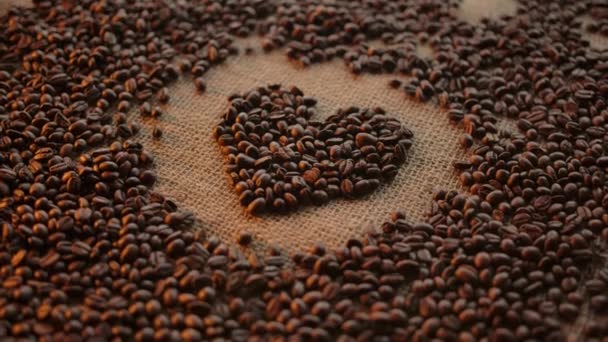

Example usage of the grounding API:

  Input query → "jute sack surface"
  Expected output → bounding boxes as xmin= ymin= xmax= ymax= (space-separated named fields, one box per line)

xmin=2 ymin=0 xmax=607 ymax=256
xmin=140 ymin=53 xmax=466 ymax=255
xmin=136 ymin=0 xmax=515 ymax=254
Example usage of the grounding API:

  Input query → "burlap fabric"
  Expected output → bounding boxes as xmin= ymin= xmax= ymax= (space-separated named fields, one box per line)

xmin=2 ymin=0 xmax=607 ymax=256
xmin=140 ymin=55 xmax=466 ymax=255
xmin=138 ymin=0 xmax=514 ymax=255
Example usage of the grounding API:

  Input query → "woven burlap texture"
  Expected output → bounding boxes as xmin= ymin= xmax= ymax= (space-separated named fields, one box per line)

xmin=2 ymin=0 xmax=607 ymax=256
xmin=137 ymin=0 xmax=516 ymax=254
xmin=142 ymin=53 xmax=465 ymax=254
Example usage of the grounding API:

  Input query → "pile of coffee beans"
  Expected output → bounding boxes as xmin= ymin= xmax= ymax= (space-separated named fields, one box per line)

xmin=214 ymin=85 xmax=413 ymax=214
xmin=0 ymin=0 xmax=608 ymax=340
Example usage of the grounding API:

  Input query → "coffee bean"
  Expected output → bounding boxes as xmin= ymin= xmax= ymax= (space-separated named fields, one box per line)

xmin=237 ymin=231 xmax=253 ymax=246
xmin=140 ymin=102 xmax=152 ymax=116
xmin=311 ymin=190 xmax=329 ymax=205
xmin=195 ymin=78 xmax=206 ymax=92
xmin=455 ymin=265 xmax=478 ymax=283
xmin=120 ymin=244 xmax=139 ymax=263
xmin=355 ymin=133 xmax=378 ymax=148
xmin=459 ymin=134 xmax=473 ymax=149
xmin=158 ymin=88 xmax=170 ymax=103
xmin=153 ymin=126 xmax=163 ymax=139
xmin=246 ymin=198 xmax=266 ymax=215
xmin=389 ymin=79 xmax=402 ymax=89
xmin=151 ymin=106 xmax=164 ymax=118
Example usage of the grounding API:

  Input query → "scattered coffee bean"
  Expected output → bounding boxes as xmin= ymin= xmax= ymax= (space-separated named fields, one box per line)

xmin=153 ymin=126 xmax=163 ymax=139
xmin=195 ymin=77 xmax=207 ymax=92
xmin=238 ymin=231 xmax=253 ymax=246
xmin=389 ymin=79 xmax=402 ymax=89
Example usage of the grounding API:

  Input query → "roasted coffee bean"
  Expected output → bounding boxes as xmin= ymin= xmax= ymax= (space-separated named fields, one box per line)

xmin=140 ymin=102 xmax=152 ymax=117
xmin=158 ymin=88 xmax=170 ymax=103
xmin=195 ymin=78 xmax=207 ymax=92
xmin=152 ymin=126 xmax=163 ymax=139
xmin=389 ymin=79 xmax=402 ymax=89
xmin=246 ymin=197 xmax=266 ymax=215
xmin=459 ymin=134 xmax=473 ymax=149
xmin=237 ymin=231 xmax=253 ymax=246
xmin=355 ymin=133 xmax=378 ymax=148
xmin=151 ymin=106 xmax=164 ymax=118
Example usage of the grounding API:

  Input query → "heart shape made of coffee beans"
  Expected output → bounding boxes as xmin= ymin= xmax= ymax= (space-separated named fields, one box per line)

xmin=213 ymin=84 xmax=413 ymax=215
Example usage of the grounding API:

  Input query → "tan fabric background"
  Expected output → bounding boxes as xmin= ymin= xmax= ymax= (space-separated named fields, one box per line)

xmin=139 ymin=0 xmax=519 ymax=254
xmin=141 ymin=53 xmax=465 ymax=254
